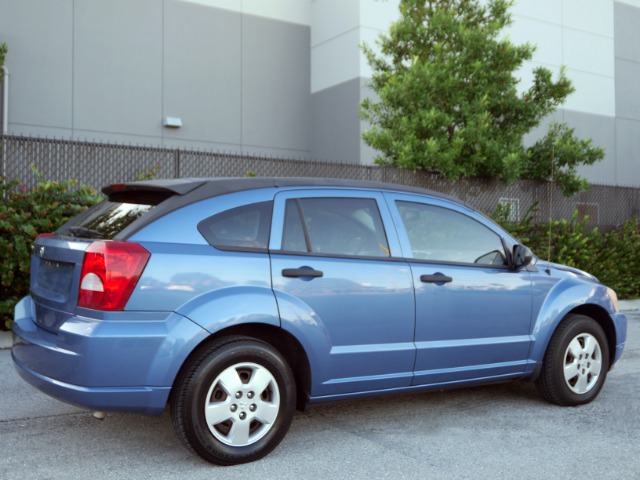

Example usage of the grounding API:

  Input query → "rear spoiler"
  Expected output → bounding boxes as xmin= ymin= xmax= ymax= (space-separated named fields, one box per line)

xmin=102 ymin=179 xmax=206 ymax=204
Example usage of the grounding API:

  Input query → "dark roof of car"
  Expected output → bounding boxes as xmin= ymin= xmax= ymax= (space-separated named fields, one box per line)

xmin=103 ymin=176 xmax=460 ymax=204
xmin=103 ymin=177 xmax=470 ymax=240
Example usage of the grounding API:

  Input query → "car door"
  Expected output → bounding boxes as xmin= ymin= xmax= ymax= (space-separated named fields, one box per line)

xmin=385 ymin=192 xmax=534 ymax=386
xmin=269 ymin=189 xmax=415 ymax=397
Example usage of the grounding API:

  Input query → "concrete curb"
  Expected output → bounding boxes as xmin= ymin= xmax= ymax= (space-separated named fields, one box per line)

xmin=619 ymin=299 xmax=640 ymax=311
xmin=0 ymin=330 xmax=13 ymax=349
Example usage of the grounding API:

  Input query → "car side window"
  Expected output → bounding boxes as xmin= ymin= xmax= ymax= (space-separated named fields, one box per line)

xmin=282 ymin=197 xmax=390 ymax=257
xmin=396 ymin=201 xmax=507 ymax=265
xmin=198 ymin=201 xmax=272 ymax=251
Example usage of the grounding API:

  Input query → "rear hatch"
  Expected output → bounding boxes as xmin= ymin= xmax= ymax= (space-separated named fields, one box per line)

xmin=29 ymin=179 xmax=205 ymax=333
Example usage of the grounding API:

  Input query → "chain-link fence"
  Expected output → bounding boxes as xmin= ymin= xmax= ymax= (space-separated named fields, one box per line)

xmin=2 ymin=134 xmax=639 ymax=229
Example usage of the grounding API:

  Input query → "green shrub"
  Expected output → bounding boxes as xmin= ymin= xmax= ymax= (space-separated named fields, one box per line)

xmin=596 ymin=219 xmax=640 ymax=299
xmin=1 ymin=171 xmax=101 ymax=330
xmin=540 ymin=211 xmax=600 ymax=272
xmin=495 ymin=205 xmax=640 ymax=299
xmin=492 ymin=202 xmax=539 ymax=248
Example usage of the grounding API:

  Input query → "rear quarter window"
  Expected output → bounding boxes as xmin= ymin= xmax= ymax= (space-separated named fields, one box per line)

xmin=197 ymin=201 xmax=273 ymax=252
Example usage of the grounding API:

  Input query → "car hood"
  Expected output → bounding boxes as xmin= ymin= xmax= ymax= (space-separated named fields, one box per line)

xmin=535 ymin=259 xmax=599 ymax=282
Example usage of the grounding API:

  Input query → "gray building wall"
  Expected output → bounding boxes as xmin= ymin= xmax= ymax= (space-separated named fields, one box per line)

xmin=0 ymin=0 xmax=311 ymax=158
xmin=615 ymin=1 xmax=640 ymax=187
xmin=1 ymin=0 xmax=639 ymax=187
xmin=311 ymin=78 xmax=361 ymax=163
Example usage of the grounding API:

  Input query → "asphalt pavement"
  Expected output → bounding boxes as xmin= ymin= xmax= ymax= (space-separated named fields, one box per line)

xmin=1 ymin=306 xmax=639 ymax=480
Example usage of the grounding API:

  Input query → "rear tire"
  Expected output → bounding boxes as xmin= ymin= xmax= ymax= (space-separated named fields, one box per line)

xmin=171 ymin=336 xmax=296 ymax=465
xmin=536 ymin=314 xmax=609 ymax=406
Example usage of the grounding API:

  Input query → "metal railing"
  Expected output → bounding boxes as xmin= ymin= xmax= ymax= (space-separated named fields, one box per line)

xmin=2 ymin=134 xmax=639 ymax=229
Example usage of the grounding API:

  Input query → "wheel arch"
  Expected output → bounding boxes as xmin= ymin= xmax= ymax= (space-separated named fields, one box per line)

xmin=170 ymin=324 xmax=311 ymax=412
xmin=531 ymin=304 xmax=617 ymax=381
xmin=567 ymin=304 xmax=617 ymax=369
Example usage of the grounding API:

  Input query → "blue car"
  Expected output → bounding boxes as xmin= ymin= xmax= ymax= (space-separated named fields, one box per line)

xmin=13 ymin=178 xmax=627 ymax=465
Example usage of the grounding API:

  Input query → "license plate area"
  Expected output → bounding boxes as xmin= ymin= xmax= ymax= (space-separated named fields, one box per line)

xmin=36 ymin=259 xmax=74 ymax=301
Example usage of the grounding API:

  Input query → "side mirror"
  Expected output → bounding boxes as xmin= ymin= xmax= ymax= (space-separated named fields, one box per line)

xmin=512 ymin=245 xmax=533 ymax=269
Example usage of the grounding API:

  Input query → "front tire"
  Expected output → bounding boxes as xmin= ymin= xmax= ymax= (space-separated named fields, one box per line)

xmin=536 ymin=314 xmax=610 ymax=406
xmin=171 ymin=336 xmax=296 ymax=465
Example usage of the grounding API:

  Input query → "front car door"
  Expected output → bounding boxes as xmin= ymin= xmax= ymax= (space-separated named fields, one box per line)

xmin=385 ymin=192 xmax=534 ymax=386
xmin=269 ymin=189 xmax=415 ymax=398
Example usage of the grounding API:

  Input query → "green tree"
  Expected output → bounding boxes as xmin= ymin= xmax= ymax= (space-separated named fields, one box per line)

xmin=360 ymin=0 xmax=604 ymax=196
xmin=0 ymin=42 xmax=6 ymax=82
xmin=522 ymin=122 xmax=604 ymax=197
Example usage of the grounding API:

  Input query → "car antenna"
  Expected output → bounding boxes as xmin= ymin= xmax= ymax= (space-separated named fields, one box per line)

xmin=545 ymin=145 xmax=554 ymax=275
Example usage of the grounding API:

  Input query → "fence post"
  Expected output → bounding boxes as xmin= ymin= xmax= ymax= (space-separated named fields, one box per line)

xmin=1 ymin=135 xmax=5 ymax=183
xmin=0 ymin=135 xmax=6 ymax=201
xmin=173 ymin=149 xmax=180 ymax=179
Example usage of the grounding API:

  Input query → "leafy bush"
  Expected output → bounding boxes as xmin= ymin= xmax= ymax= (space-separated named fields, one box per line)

xmin=596 ymin=219 xmax=640 ymax=299
xmin=1 ymin=171 xmax=101 ymax=330
xmin=494 ymin=204 xmax=640 ymax=299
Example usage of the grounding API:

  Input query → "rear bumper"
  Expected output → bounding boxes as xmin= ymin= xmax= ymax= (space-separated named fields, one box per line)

xmin=12 ymin=354 xmax=171 ymax=414
xmin=12 ymin=296 xmax=209 ymax=415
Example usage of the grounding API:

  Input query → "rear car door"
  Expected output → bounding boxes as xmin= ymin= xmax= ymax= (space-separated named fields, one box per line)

xmin=269 ymin=189 xmax=415 ymax=397
xmin=385 ymin=193 xmax=534 ymax=386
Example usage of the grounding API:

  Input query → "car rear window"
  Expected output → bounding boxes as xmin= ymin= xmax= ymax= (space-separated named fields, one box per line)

xmin=59 ymin=201 xmax=155 ymax=240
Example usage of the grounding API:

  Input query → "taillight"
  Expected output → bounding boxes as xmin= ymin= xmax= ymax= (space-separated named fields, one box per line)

xmin=78 ymin=241 xmax=150 ymax=310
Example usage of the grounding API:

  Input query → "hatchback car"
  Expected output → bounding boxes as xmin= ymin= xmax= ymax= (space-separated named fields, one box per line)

xmin=13 ymin=177 xmax=627 ymax=465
